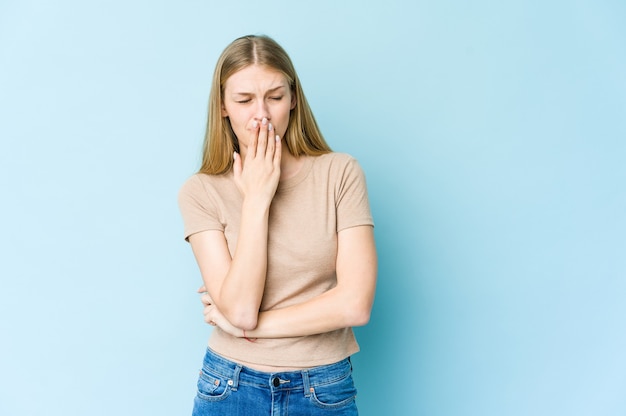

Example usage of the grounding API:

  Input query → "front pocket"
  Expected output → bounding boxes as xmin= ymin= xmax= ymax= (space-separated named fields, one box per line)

xmin=309 ymin=373 xmax=357 ymax=409
xmin=196 ymin=369 xmax=232 ymax=402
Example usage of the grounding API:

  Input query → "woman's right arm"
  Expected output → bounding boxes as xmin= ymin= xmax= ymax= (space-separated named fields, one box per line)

xmin=189 ymin=120 xmax=281 ymax=330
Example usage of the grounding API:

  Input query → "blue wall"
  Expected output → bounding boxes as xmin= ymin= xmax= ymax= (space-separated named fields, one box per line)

xmin=1 ymin=1 xmax=624 ymax=415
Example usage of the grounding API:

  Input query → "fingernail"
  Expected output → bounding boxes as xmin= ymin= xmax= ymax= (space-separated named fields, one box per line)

xmin=268 ymin=123 xmax=273 ymax=131
xmin=275 ymin=135 xmax=280 ymax=142
xmin=252 ymin=120 xmax=258 ymax=128
xmin=262 ymin=117 xmax=268 ymax=125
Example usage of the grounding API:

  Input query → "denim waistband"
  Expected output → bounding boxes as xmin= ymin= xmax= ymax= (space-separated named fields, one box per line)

xmin=202 ymin=348 xmax=352 ymax=394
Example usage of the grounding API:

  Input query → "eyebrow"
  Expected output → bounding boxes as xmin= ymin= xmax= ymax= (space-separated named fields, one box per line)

xmin=232 ymin=85 xmax=286 ymax=96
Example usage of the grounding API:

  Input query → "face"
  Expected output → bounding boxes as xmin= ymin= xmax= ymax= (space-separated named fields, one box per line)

xmin=221 ymin=64 xmax=296 ymax=151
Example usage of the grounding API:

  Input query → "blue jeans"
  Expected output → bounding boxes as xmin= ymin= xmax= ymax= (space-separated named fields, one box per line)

xmin=192 ymin=348 xmax=359 ymax=415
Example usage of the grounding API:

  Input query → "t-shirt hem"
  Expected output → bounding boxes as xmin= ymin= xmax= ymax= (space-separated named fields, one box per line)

xmin=184 ymin=225 xmax=225 ymax=242
xmin=337 ymin=220 xmax=374 ymax=233
xmin=208 ymin=343 xmax=361 ymax=369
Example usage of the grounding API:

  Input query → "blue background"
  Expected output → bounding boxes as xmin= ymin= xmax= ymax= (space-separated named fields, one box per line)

xmin=1 ymin=1 xmax=624 ymax=415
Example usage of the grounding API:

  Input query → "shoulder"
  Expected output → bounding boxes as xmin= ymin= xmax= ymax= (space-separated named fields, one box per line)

xmin=312 ymin=152 xmax=362 ymax=172
xmin=312 ymin=152 xmax=366 ymax=178
xmin=315 ymin=152 xmax=357 ymax=164
xmin=178 ymin=173 xmax=206 ymax=198
xmin=178 ymin=172 xmax=234 ymax=206
xmin=178 ymin=174 xmax=207 ymax=209
xmin=179 ymin=172 xmax=233 ymax=193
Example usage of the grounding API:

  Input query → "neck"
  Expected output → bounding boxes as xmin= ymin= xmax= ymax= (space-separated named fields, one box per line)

xmin=279 ymin=150 xmax=304 ymax=181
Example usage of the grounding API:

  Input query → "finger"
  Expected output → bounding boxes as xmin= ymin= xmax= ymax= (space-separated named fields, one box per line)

xmin=201 ymin=293 xmax=213 ymax=305
xmin=233 ymin=151 xmax=242 ymax=180
xmin=266 ymin=122 xmax=275 ymax=158
xmin=273 ymin=134 xmax=282 ymax=169
xmin=257 ymin=117 xmax=268 ymax=156
xmin=247 ymin=120 xmax=259 ymax=158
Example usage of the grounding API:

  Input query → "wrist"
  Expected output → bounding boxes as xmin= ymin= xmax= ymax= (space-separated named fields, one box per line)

xmin=242 ymin=196 xmax=272 ymax=211
xmin=240 ymin=199 xmax=271 ymax=224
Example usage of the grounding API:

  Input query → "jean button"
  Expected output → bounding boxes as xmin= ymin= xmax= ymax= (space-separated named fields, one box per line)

xmin=272 ymin=377 xmax=280 ymax=387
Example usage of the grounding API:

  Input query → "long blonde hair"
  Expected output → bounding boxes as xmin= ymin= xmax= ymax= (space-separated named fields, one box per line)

xmin=199 ymin=35 xmax=331 ymax=175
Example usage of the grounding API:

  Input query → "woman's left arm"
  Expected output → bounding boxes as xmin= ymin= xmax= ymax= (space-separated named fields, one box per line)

xmin=202 ymin=224 xmax=377 ymax=338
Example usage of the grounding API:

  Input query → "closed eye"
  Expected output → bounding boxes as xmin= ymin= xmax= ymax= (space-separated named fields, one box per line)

xmin=235 ymin=99 xmax=251 ymax=104
xmin=269 ymin=96 xmax=283 ymax=101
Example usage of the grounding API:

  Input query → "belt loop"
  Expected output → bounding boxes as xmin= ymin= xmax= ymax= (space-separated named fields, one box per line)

xmin=231 ymin=364 xmax=242 ymax=391
xmin=302 ymin=370 xmax=312 ymax=398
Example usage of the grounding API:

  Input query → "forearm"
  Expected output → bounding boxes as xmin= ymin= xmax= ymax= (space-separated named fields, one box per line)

xmin=217 ymin=198 xmax=271 ymax=329
xmin=243 ymin=284 xmax=374 ymax=339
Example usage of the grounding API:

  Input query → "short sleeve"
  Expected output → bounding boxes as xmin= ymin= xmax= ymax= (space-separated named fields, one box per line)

xmin=178 ymin=175 xmax=224 ymax=241
xmin=335 ymin=156 xmax=374 ymax=232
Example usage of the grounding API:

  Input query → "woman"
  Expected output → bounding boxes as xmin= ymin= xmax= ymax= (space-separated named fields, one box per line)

xmin=178 ymin=34 xmax=377 ymax=415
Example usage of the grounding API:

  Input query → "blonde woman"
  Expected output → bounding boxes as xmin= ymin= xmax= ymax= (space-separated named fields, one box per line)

xmin=178 ymin=35 xmax=377 ymax=415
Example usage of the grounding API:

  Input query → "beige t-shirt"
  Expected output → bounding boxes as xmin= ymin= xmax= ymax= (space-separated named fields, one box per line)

xmin=178 ymin=152 xmax=374 ymax=367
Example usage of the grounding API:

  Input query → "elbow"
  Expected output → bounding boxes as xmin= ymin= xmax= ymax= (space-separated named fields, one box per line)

xmin=336 ymin=284 xmax=375 ymax=328
xmin=345 ymin=299 xmax=373 ymax=327
xmin=350 ymin=308 xmax=372 ymax=327
xmin=217 ymin=292 xmax=261 ymax=331
xmin=224 ymin=308 xmax=259 ymax=331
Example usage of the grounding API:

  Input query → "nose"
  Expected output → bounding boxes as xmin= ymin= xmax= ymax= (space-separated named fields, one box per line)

xmin=253 ymin=100 xmax=270 ymax=122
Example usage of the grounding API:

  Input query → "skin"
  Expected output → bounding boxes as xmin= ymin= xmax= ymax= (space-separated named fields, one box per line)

xmin=188 ymin=64 xmax=377 ymax=371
